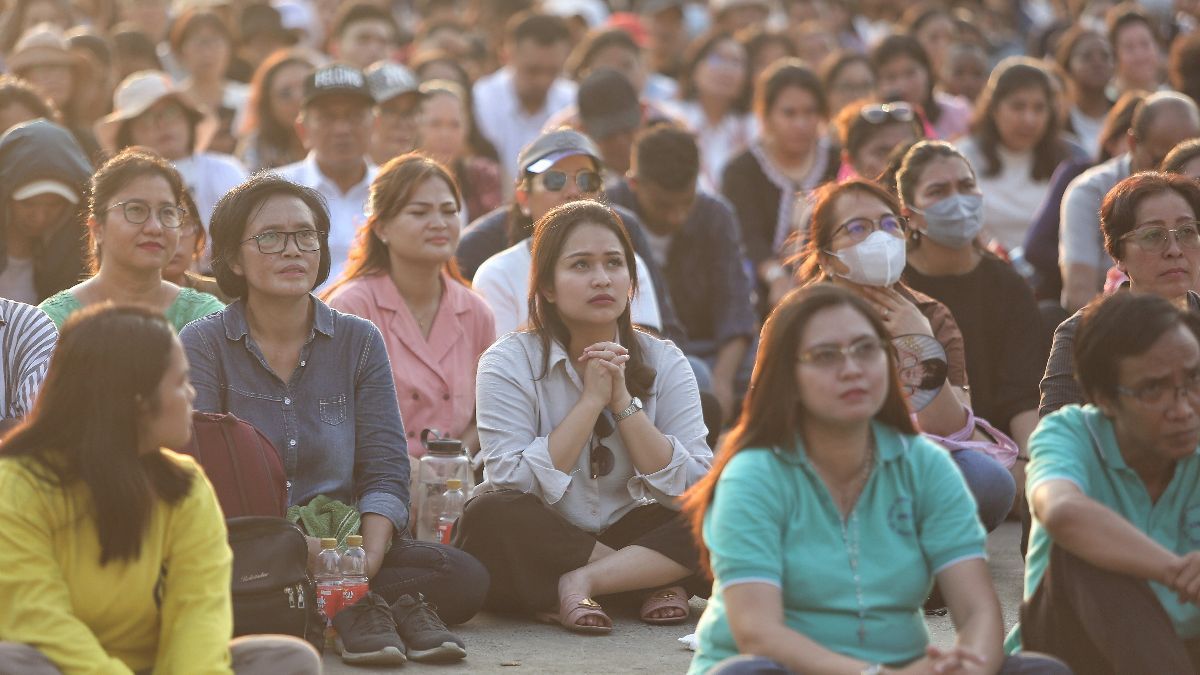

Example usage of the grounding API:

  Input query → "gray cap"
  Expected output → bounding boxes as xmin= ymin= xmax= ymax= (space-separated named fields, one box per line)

xmin=365 ymin=61 xmax=419 ymax=104
xmin=518 ymin=128 xmax=604 ymax=175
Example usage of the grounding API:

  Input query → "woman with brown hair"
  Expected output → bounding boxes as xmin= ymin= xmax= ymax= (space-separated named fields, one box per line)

xmin=324 ymin=153 xmax=495 ymax=455
xmin=681 ymin=285 xmax=1066 ymax=675
xmin=236 ymin=49 xmax=316 ymax=172
xmin=456 ymin=200 xmax=711 ymax=634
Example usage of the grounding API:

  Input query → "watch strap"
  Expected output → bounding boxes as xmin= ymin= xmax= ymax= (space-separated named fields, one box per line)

xmin=614 ymin=397 xmax=642 ymax=422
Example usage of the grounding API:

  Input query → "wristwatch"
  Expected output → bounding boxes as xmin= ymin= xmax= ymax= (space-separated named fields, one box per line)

xmin=614 ymin=397 xmax=643 ymax=423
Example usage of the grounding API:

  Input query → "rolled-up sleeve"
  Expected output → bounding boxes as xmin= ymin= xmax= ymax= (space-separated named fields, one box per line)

xmin=353 ymin=325 xmax=410 ymax=532
xmin=627 ymin=341 xmax=712 ymax=506
xmin=475 ymin=338 xmax=574 ymax=503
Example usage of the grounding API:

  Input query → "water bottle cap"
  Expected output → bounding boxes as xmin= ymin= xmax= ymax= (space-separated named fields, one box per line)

xmin=427 ymin=438 xmax=464 ymax=456
xmin=320 ymin=538 xmax=338 ymax=549
xmin=346 ymin=535 xmax=363 ymax=547
xmin=446 ymin=478 xmax=462 ymax=489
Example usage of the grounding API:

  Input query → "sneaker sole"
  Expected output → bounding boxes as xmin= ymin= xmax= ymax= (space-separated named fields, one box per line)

xmin=407 ymin=642 xmax=467 ymax=663
xmin=336 ymin=639 xmax=408 ymax=666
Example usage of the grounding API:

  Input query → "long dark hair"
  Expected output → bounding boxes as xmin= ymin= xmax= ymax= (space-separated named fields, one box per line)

xmin=679 ymin=31 xmax=751 ymax=113
xmin=324 ymin=153 xmax=468 ymax=296
xmin=526 ymin=200 xmax=655 ymax=399
xmin=0 ymin=304 xmax=192 ymax=565
xmin=970 ymin=56 xmax=1068 ymax=180
xmin=682 ymin=285 xmax=917 ymax=577
xmin=240 ymin=49 xmax=315 ymax=156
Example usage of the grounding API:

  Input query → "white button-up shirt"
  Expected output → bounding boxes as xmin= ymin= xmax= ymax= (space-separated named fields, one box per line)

xmin=475 ymin=330 xmax=711 ymax=533
xmin=472 ymin=67 xmax=577 ymax=188
xmin=277 ymin=152 xmax=377 ymax=287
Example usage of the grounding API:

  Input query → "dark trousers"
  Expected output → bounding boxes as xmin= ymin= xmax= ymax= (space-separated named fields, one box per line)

xmin=452 ymin=489 xmax=709 ymax=614
xmin=1021 ymin=544 xmax=1200 ymax=674
xmin=368 ymin=538 xmax=490 ymax=626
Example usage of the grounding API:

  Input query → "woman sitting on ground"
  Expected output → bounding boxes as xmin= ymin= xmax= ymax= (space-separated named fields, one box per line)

xmin=797 ymin=179 xmax=1017 ymax=532
xmin=161 ymin=189 xmax=229 ymax=303
xmin=38 ymin=148 xmax=224 ymax=331
xmin=682 ymin=284 xmax=1068 ymax=675
xmin=325 ymin=154 xmax=496 ymax=456
xmin=457 ymin=200 xmax=712 ymax=634
xmin=0 ymin=304 xmax=320 ymax=674
xmin=180 ymin=174 xmax=488 ymax=665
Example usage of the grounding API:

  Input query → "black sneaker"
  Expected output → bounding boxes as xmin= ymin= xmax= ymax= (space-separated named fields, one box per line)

xmin=390 ymin=593 xmax=467 ymax=663
xmin=332 ymin=591 xmax=408 ymax=666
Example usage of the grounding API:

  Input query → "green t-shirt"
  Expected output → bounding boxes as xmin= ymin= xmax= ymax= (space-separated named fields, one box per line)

xmin=1006 ymin=404 xmax=1200 ymax=652
xmin=689 ymin=422 xmax=986 ymax=674
xmin=39 ymin=286 xmax=225 ymax=333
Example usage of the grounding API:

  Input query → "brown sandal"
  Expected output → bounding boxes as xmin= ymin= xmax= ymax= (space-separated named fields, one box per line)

xmin=536 ymin=595 xmax=613 ymax=635
xmin=639 ymin=585 xmax=690 ymax=625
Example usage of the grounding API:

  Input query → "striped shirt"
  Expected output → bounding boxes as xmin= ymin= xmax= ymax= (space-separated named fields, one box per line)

xmin=0 ymin=299 xmax=57 ymax=421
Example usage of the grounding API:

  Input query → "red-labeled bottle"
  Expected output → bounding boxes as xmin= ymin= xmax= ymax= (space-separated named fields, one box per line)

xmin=341 ymin=534 xmax=370 ymax=608
xmin=315 ymin=538 xmax=342 ymax=623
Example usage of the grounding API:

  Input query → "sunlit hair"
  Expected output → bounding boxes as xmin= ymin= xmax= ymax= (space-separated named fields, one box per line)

xmin=1100 ymin=171 xmax=1200 ymax=261
xmin=323 ymin=153 xmax=468 ymax=297
xmin=526 ymin=200 xmax=655 ymax=399
xmin=240 ymin=49 xmax=315 ymax=151
xmin=87 ymin=146 xmax=186 ymax=274
xmin=793 ymin=179 xmax=904 ymax=283
xmin=682 ymin=284 xmax=916 ymax=577
xmin=894 ymin=140 xmax=973 ymax=207
xmin=0 ymin=303 xmax=192 ymax=565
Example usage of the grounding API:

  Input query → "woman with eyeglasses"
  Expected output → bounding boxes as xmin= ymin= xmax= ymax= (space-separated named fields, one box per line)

xmin=681 ymin=285 xmax=1068 ymax=675
xmin=180 ymin=173 xmax=488 ymax=662
xmin=954 ymin=57 xmax=1078 ymax=255
xmin=797 ymin=180 xmax=1017 ymax=533
xmin=721 ymin=60 xmax=840 ymax=316
xmin=457 ymin=200 xmax=712 ymax=635
xmin=667 ymin=31 xmax=755 ymax=191
xmin=324 ymin=154 xmax=495 ymax=458
xmin=1041 ymin=171 xmax=1200 ymax=416
xmin=833 ymin=99 xmax=926 ymax=182
xmin=38 ymin=148 xmax=224 ymax=331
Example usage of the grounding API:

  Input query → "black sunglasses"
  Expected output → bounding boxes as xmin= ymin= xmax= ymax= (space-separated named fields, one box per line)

xmin=540 ymin=170 xmax=603 ymax=193
xmin=590 ymin=412 xmax=615 ymax=479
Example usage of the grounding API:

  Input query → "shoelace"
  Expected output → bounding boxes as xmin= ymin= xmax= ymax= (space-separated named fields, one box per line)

xmin=394 ymin=594 xmax=449 ymax=633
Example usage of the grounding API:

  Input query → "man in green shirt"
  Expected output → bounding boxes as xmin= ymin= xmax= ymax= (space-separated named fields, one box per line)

xmin=1011 ymin=291 xmax=1200 ymax=671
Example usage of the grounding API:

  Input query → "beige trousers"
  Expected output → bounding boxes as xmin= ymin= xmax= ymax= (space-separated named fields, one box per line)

xmin=0 ymin=635 xmax=321 ymax=675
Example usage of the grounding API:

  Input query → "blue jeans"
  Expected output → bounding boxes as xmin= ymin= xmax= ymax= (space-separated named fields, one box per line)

xmin=369 ymin=538 xmax=490 ymax=626
xmin=707 ymin=653 xmax=1072 ymax=675
xmin=952 ymin=449 xmax=1017 ymax=532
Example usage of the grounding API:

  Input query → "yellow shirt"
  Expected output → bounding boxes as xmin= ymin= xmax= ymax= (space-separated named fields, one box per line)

xmin=0 ymin=450 xmax=233 ymax=674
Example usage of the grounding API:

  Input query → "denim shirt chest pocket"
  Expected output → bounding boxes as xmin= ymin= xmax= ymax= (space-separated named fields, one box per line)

xmin=320 ymin=394 xmax=348 ymax=426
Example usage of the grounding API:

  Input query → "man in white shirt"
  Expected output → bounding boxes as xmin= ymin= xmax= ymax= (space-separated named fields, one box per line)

xmin=278 ymin=63 xmax=378 ymax=286
xmin=472 ymin=11 xmax=577 ymax=188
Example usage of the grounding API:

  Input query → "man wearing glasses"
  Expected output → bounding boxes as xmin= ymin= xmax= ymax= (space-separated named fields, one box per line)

xmin=278 ymin=63 xmax=376 ymax=288
xmin=1008 ymin=291 xmax=1200 ymax=672
xmin=456 ymin=128 xmax=683 ymax=341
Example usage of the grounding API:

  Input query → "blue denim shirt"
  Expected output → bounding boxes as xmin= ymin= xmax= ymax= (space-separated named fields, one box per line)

xmin=180 ymin=297 xmax=410 ymax=532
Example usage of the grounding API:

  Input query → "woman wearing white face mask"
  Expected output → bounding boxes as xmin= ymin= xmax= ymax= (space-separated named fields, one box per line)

xmin=898 ymin=142 xmax=1045 ymax=458
xmin=798 ymin=179 xmax=1017 ymax=535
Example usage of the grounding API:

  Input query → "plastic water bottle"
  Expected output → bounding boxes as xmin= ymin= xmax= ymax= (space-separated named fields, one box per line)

xmin=341 ymin=535 xmax=369 ymax=609
xmin=435 ymin=479 xmax=466 ymax=544
xmin=315 ymin=538 xmax=342 ymax=623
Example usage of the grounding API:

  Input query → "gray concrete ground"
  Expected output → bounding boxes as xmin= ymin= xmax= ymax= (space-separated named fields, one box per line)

xmin=323 ymin=522 xmax=1025 ymax=674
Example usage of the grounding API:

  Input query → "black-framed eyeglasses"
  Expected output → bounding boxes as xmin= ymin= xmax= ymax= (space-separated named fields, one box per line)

xmin=1119 ymin=222 xmax=1200 ymax=254
xmin=590 ymin=412 xmax=615 ymax=479
xmin=859 ymin=102 xmax=915 ymax=125
xmin=833 ymin=214 xmax=908 ymax=243
xmin=242 ymin=229 xmax=325 ymax=254
xmin=1116 ymin=369 xmax=1200 ymax=407
xmin=797 ymin=337 xmax=890 ymax=370
xmin=540 ymin=170 xmax=603 ymax=193
xmin=105 ymin=200 xmax=186 ymax=229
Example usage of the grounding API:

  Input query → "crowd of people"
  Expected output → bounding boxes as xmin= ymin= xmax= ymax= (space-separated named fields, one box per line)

xmin=1 ymin=0 xmax=1200 ymax=673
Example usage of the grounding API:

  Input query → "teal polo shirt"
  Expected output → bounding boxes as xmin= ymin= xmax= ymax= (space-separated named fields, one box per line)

xmin=689 ymin=422 xmax=986 ymax=674
xmin=1006 ymin=404 xmax=1200 ymax=653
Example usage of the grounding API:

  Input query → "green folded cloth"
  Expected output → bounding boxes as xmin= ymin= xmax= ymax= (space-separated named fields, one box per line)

xmin=286 ymin=495 xmax=360 ymax=548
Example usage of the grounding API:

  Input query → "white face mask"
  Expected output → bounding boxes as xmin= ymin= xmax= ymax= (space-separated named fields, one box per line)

xmin=828 ymin=230 xmax=907 ymax=287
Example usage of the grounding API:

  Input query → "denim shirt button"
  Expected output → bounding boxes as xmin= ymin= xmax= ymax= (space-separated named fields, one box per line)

xmin=411 ymin=392 xmax=419 ymax=401
xmin=289 ymin=439 xmax=297 ymax=447
xmin=284 ymin=397 xmax=292 ymax=405
xmin=300 ymin=360 xmax=306 ymax=367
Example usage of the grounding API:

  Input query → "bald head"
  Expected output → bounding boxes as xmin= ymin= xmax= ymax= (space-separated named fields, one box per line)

xmin=1130 ymin=92 xmax=1200 ymax=170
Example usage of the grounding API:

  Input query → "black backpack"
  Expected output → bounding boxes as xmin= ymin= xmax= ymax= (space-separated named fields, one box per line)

xmin=226 ymin=516 xmax=324 ymax=652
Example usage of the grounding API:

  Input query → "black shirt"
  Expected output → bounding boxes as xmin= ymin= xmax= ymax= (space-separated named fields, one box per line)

xmin=902 ymin=253 xmax=1047 ymax=435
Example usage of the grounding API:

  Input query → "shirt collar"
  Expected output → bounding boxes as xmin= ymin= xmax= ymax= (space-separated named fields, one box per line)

xmin=769 ymin=420 xmax=907 ymax=466
xmin=363 ymin=272 xmax=472 ymax=317
xmin=221 ymin=295 xmax=335 ymax=341
xmin=301 ymin=151 xmax=376 ymax=195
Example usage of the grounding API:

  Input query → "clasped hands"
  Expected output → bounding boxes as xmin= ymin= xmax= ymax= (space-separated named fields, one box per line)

xmin=578 ymin=341 xmax=633 ymax=414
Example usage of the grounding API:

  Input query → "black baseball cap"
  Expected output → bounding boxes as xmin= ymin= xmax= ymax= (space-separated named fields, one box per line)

xmin=518 ymin=128 xmax=604 ymax=175
xmin=578 ymin=69 xmax=642 ymax=140
xmin=303 ymin=63 xmax=374 ymax=108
